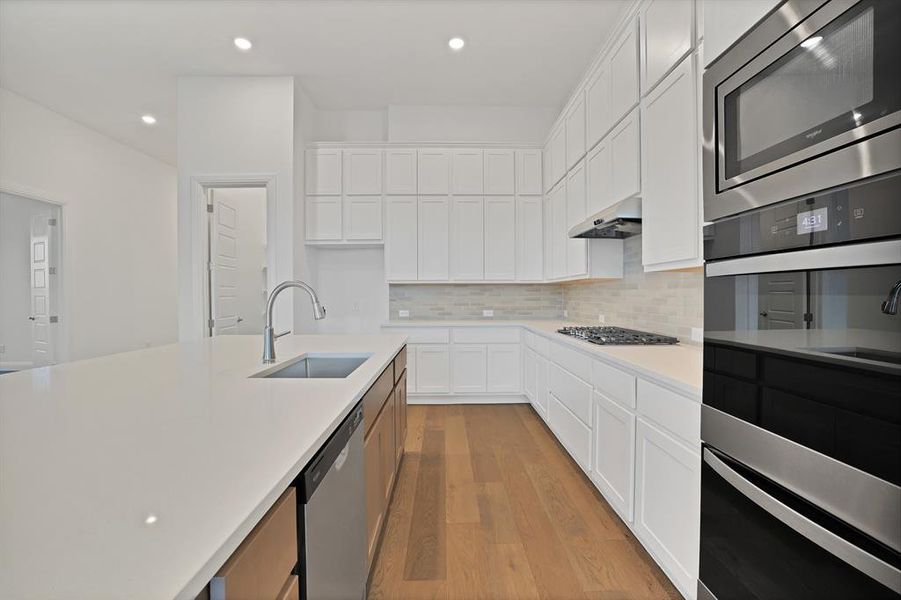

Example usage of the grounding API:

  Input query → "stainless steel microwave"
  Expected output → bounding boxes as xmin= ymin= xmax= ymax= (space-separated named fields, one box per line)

xmin=703 ymin=0 xmax=901 ymax=222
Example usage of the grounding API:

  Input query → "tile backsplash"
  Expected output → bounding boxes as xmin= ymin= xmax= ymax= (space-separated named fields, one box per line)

xmin=389 ymin=284 xmax=564 ymax=320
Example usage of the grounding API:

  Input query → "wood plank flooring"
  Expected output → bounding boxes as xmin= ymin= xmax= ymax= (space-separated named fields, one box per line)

xmin=368 ymin=404 xmax=682 ymax=600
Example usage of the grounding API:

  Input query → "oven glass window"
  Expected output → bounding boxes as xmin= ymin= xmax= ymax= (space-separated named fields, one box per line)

xmin=722 ymin=0 xmax=901 ymax=182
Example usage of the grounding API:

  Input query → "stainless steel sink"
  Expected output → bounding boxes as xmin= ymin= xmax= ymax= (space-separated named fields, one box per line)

xmin=254 ymin=353 xmax=371 ymax=379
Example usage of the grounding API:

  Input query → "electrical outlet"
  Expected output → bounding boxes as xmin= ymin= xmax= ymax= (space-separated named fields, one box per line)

xmin=597 ymin=313 xmax=605 ymax=324
xmin=563 ymin=309 xmax=569 ymax=318
xmin=691 ymin=327 xmax=703 ymax=343
xmin=398 ymin=309 xmax=410 ymax=318
xmin=482 ymin=309 xmax=494 ymax=317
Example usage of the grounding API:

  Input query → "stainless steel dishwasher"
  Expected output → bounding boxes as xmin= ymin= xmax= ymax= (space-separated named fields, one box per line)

xmin=295 ymin=401 xmax=366 ymax=599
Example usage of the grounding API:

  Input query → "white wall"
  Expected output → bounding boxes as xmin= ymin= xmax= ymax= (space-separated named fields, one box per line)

xmin=307 ymin=247 xmax=388 ymax=334
xmin=177 ymin=77 xmax=295 ymax=339
xmin=0 ymin=88 xmax=177 ymax=362
xmin=313 ymin=109 xmax=387 ymax=142
xmin=387 ymin=104 xmax=557 ymax=143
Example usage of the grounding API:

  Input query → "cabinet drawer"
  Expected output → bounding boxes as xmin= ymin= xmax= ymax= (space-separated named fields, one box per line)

xmin=210 ymin=487 xmax=297 ymax=600
xmin=637 ymin=379 xmax=700 ymax=448
xmin=452 ymin=327 xmax=520 ymax=344
xmin=362 ymin=365 xmax=395 ymax=436
xmin=277 ymin=576 xmax=300 ymax=600
xmin=550 ymin=341 xmax=592 ymax=382
xmin=549 ymin=394 xmax=592 ymax=472
xmin=592 ymin=359 xmax=636 ymax=410
xmin=395 ymin=327 xmax=449 ymax=344
xmin=548 ymin=363 xmax=592 ymax=425
xmin=393 ymin=346 xmax=407 ymax=383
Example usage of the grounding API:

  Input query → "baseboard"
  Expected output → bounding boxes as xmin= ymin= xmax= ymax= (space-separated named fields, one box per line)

xmin=408 ymin=394 xmax=528 ymax=405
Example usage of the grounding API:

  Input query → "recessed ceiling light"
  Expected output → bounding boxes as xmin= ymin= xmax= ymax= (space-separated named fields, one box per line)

xmin=448 ymin=37 xmax=465 ymax=51
xmin=141 ymin=114 xmax=157 ymax=125
xmin=800 ymin=36 xmax=823 ymax=49
xmin=234 ymin=37 xmax=253 ymax=51
xmin=144 ymin=514 xmax=158 ymax=525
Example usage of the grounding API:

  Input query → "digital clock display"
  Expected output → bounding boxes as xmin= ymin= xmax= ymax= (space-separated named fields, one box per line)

xmin=797 ymin=207 xmax=828 ymax=234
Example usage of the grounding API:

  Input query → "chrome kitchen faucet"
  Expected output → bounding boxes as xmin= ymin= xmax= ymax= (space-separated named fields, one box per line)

xmin=262 ymin=280 xmax=326 ymax=363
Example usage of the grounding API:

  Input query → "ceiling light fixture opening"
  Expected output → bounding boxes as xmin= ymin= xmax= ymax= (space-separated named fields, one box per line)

xmin=234 ymin=37 xmax=253 ymax=51
xmin=448 ymin=37 xmax=465 ymax=51
xmin=800 ymin=36 xmax=823 ymax=49
xmin=141 ymin=114 xmax=157 ymax=125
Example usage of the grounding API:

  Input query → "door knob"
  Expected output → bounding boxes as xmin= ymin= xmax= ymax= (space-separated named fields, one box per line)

xmin=28 ymin=316 xmax=36 ymax=321
xmin=237 ymin=317 xmax=244 ymax=323
xmin=759 ymin=311 xmax=769 ymax=317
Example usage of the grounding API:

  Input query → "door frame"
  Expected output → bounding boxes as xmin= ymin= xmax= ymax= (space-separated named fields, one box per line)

xmin=0 ymin=182 xmax=69 ymax=366
xmin=183 ymin=174 xmax=289 ymax=340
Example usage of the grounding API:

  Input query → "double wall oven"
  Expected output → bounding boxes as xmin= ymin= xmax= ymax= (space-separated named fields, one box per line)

xmin=701 ymin=1 xmax=901 ymax=598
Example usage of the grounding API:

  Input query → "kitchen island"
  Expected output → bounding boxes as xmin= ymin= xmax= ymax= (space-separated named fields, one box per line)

xmin=0 ymin=333 xmax=407 ymax=600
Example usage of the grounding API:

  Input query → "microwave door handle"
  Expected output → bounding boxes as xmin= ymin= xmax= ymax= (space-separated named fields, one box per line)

xmin=705 ymin=239 xmax=901 ymax=277
xmin=703 ymin=448 xmax=901 ymax=594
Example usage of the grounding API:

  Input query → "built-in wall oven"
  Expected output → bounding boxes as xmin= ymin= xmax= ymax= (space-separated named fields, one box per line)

xmin=699 ymin=171 xmax=901 ymax=599
xmin=702 ymin=0 xmax=901 ymax=221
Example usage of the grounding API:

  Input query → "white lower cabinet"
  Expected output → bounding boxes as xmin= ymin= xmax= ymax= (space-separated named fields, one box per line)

xmin=634 ymin=417 xmax=700 ymax=599
xmin=548 ymin=393 xmax=592 ymax=473
xmin=523 ymin=347 xmax=536 ymax=402
xmin=486 ymin=344 xmax=521 ymax=393
xmin=407 ymin=344 xmax=417 ymax=393
xmin=534 ymin=354 xmax=549 ymax=419
xmin=451 ymin=344 xmax=487 ymax=393
xmin=415 ymin=344 xmax=450 ymax=393
xmin=592 ymin=391 xmax=636 ymax=522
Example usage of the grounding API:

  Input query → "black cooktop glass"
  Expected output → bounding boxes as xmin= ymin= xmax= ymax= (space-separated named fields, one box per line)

xmin=557 ymin=326 xmax=679 ymax=345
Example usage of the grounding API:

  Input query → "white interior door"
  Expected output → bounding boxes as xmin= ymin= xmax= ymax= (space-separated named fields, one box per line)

xmin=210 ymin=193 xmax=240 ymax=335
xmin=30 ymin=212 xmax=56 ymax=365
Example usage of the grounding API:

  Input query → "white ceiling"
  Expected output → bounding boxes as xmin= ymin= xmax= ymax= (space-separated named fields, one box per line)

xmin=0 ymin=0 xmax=629 ymax=164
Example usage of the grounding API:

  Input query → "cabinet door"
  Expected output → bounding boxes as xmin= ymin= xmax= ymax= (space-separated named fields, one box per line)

xmin=703 ymin=0 xmax=780 ymax=67
xmin=305 ymin=196 xmax=342 ymax=241
xmin=535 ymin=354 xmax=549 ymax=419
xmin=542 ymin=145 xmax=553 ymax=194
xmin=640 ymin=0 xmax=694 ymax=94
xmin=365 ymin=416 xmax=385 ymax=566
xmin=592 ymin=391 xmax=636 ymax=522
xmin=344 ymin=195 xmax=382 ymax=240
xmin=380 ymin=390 xmax=397 ymax=501
xmin=343 ymin=149 xmax=382 ymax=195
xmin=418 ymin=149 xmax=451 ymax=194
xmin=609 ymin=20 xmax=640 ymax=126
xmin=550 ymin=125 xmax=567 ymax=186
xmin=450 ymin=197 xmax=484 ymax=280
xmin=487 ymin=344 xmax=521 ymax=393
xmin=485 ymin=149 xmax=515 ymax=195
xmin=634 ymin=417 xmax=700 ymax=597
xmin=641 ymin=56 xmax=700 ymax=270
xmin=548 ymin=393 xmax=592 ymax=472
xmin=386 ymin=149 xmax=417 ymax=194
xmin=407 ymin=345 xmax=418 ymax=393
xmin=385 ymin=197 xmax=417 ymax=280
xmin=452 ymin=149 xmax=484 ymax=195
xmin=609 ymin=108 xmax=641 ymax=203
xmin=452 ymin=344 xmax=487 ymax=393
xmin=565 ymin=163 xmax=588 ymax=277
xmin=418 ymin=196 xmax=450 ymax=280
xmin=523 ymin=347 xmax=536 ymax=402
xmin=305 ymin=149 xmax=342 ymax=195
xmin=484 ymin=196 xmax=515 ymax=280
xmin=586 ymin=64 xmax=611 ymax=150
xmin=586 ymin=138 xmax=612 ymax=216
xmin=515 ymin=150 xmax=542 ymax=195
xmin=515 ymin=196 xmax=543 ymax=281
xmin=565 ymin=93 xmax=587 ymax=171
xmin=395 ymin=372 xmax=408 ymax=462
xmin=550 ymin=183 xmax=567 ymax=280
xmin=415 ymin=345 xmax=450 ymax=393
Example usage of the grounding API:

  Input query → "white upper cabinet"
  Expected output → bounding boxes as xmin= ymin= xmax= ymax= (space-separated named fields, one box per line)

xmin=417 ymin=196 xmax=450 ymax=280
xmin=385 ymin=149 xmax=417 ymax=194
xmin=549 ymin=182 xmax=567 ymax=280
xmin=385 ymin=196 xmax=418 ymax=281
xmin=305 ymin=196 xmax=342 ymax=241
xmin=515 ymin=149 xmax=542 ymax=195
xmin=515 ymin=196 xmax=543 ymax=281
xmin=565 ymin=93 xmax=587 ymax=172
xmin=640 ymin=0 xmax=694 ymax=95
xmin=565 ymin=162 xmax=588 ymax=277
xmin=542 ymin=145 xmax=553 ymax=193
xmin=343 ymin=196 xmax=382 ymax=240
xmin=418 ymin=149 xmax=451 ymax=194
xmin=484 ymin=149 xmax=515 ymax=195
xmin=703 ymin=0 xmax=781 ymax=67
xmin=342 ymin=149 xmax=382 ymax=195
xmin=586 ymin=136 xmax=612 ymax=217
xmin=450 ymin=196 xmax=484 ymax=280
xmin=484 ymin=196 xmax=516 ymax=281
xmin=609 ymin=108 xmax=641 ymax=203
xmin=549 ymin=124 xmax=567 ymax=187
xmin=452 ymin=149 xmax=484 ymax=195
xmin=586 ymin=64 xmax=611 ymax=151
xmin=305 ymin=149 xmax=342 ymax=195
xmin=641 ymin=55 xmax=701 ymax=271
xmin=609 ymin=20 xmax=640 ymax=126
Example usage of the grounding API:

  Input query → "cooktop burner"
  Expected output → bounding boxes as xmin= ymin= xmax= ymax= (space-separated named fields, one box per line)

xmin=557 ymin=326 xmax=679 ymax=345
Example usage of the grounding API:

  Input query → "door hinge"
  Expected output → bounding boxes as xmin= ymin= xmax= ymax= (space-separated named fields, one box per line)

xmin=803 ymin=313 xmax=814 ymax=323
xmin=48 ymin=218 xmax=57 ymax=226
xmin=207 ymin=203 xmax=214 ymax=213
xmin=49 ymin=316 xmax=59 ymax=323
xmin=48 ymin=266 xmax=57 ymax=275
xmin=208 ymin=262 xmax=214 ymax=271
xmin=208 ymin=318 xmax=215 ymax=329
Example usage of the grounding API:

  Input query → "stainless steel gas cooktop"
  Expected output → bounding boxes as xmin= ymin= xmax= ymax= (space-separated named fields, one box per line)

xmin=557 ymin=326 xmax=679 ymax=345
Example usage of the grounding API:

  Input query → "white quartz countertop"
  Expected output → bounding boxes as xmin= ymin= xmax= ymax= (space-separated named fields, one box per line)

xmin=383 ymin=319 xmax=703 ymax=398
xmin=0 ymin=334 xmax=406 ymax=600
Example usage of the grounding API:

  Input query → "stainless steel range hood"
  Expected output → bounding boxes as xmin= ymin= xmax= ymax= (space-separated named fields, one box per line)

xmin=568 ymin=197 xmax=642 ymax=239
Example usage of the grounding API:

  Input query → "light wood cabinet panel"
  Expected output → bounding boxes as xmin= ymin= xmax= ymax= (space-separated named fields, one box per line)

xmin=385 ymin=196 xmax=417 ymax=281
xmin=450 ymin=196 xmax=484 ymax=280
xmin=395 ymin=371 xmax=407 ymax=463
xmin=417 ymin=196 xmax=450 ymax=280
xmin=515 ymin=149 xmax=542 ymax=195
xmin=343 ymin=149 xmax=382 ymax=195
xmin=452 ymin=149 xmax=484 ymax=195
xmin=365 ymin=408 xmax=386 ymax=567
xmin=592 ymin=391 xmax=636 ymax=522
xmin=609 ymin=20 xmax=640 ymax=126
xmin=380 ymin=391 xmax=397 ymax=502
xmin=484 ymin=149 xmax=515 ymax=195
xmin=276 ymin=576 xmax=299 ymax=600
xmin=343 ymin=196 xmax=382 ymax=241
xmin=418 ymin=149 xmax=451 ymax=194
xmin=305 ymin=149 xmax=342 ymax=195
xmin=385 ymin=149 xmax=417 ymax=194
xmin=452 ymin=344 xmax=488 ymax=393
xmin=305 ymin=196 xmax=342 ymax=241
xmin=640 ymin=0 xmax=694 ymax=95
xmin=484 ymin=196 xmax=515 ymax=280
xmin=515 ymin=195 xmax=543 ymax=281
xmin=565 ymin=93 xmax=587 ymax=171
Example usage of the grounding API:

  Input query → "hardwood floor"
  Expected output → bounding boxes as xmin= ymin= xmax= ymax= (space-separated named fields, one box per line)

xmin=368 ymin=404 xmax=682 ymax=600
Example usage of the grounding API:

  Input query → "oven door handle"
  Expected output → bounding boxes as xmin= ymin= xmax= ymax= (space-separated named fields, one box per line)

xmin=703 ymin=448 xmax=901 ymax=594
xmin=705 ymin=239 xmax=901 ymax=277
